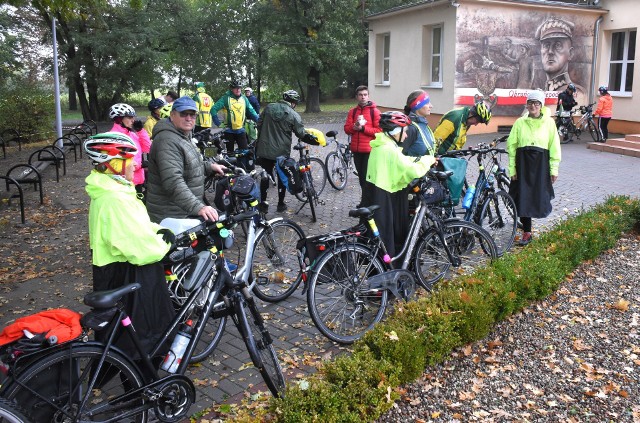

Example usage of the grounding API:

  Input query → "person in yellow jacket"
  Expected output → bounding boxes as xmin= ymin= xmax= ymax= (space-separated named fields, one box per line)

xmin=143 ymin=97 xmax=168 ymax=138
xmin=84 ymin=132 xmax=175 ymax=362
xmin=193 ymin=81 xmax=214 ymax=133
xmin=211 ymin=80 xmax=259 ymax=153
xmin=367 ymin=111 xmax=435 ymax=258
xmin=507 ymin=90 xmax=561 ymax=246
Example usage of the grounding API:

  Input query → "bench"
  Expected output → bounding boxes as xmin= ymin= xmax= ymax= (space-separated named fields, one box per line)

xmin=0 ymin=129 xmax=24 ymax=159
xmin=0 ymin=175 xmax=26 ymax=224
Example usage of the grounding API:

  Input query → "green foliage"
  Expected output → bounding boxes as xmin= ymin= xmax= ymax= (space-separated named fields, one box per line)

xmin=0 ymin=83 xmax=54 ymax=142
xmin=265 ymin=196 xmax=640 ymax=422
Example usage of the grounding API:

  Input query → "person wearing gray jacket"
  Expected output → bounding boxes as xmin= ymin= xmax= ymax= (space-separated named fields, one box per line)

xmin=256 ymin=89 xmax=315 ymax=212
xmin=146 ymin=96 xmax=225 ymax=223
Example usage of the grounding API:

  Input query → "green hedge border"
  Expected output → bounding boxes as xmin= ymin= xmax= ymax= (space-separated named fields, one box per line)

xmin=230 ymin=196 xmax=640 ymax=422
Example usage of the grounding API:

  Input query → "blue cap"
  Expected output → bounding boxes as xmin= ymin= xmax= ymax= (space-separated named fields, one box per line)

xmin=172 ymin=96 xmax=198 ymax=112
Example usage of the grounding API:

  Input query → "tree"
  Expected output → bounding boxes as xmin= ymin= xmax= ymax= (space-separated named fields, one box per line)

xmin=258 ymin=0 xmax=368 ymax=112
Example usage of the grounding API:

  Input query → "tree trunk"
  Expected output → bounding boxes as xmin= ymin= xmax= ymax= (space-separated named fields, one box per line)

xmin=68 ymin=83 xmax=77 ymax=111
xmin=305 ymin=67 xmax=321 ymax=113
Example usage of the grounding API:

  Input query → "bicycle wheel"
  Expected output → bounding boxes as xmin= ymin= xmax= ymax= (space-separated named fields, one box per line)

xmin=0 ymin=398 xmax=31 ymax=423
xmin=252 ymin=219 xmax=306 ymax=303
xmin=325 ymin=151 xmax=349 ymax=190
xmin=167 ymin=259 xmax=227 ymax=364
xmin=558 ymin=125 xmax=572 ymax=144
xmin=295 ymin=158 xmax=326 ymax=201
xmin=3 ymin=344 xmax=146 ymax=423
xmin=307 ymin=243 xmax=388 ymax=344
xmin=479 ymin=190 xmax=517 ymax=256
xmin=232 ymin=294 xmax=285 ymax=397
xmin=588 ymin=119 xmax=601 ymax=142
xmin=414 ymin=220 xmax=498 ymax=290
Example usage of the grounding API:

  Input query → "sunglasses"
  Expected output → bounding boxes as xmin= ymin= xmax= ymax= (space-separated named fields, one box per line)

xmin=526 ymin=100 xmax=542 ymax=106
xmin=179 ymin=111 xmax=198 ymax=118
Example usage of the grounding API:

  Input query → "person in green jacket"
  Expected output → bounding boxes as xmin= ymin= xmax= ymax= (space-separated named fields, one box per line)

xmin=507 ymin=89 xmax=561 ymax=246
xmin=84 ymin=132 xmax=175 ymax=363
xmin=367 ymin=112 xmax=435 ymax=258
xmin=211 ymin=80 xmax=259 ymax=154
xmin=433 ymin=103 xmax=492 ymax=154
xmin=255 ymin=89 xmax=316 ymax=212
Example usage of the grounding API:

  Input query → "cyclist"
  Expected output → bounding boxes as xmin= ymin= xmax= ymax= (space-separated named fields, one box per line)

xmin=507 ymin=90 xmax=561 ymax=246
xmin=367 ymin=111 xmax=435 ymax=258
xmin=557 ymin=83 xmax=577 ymax=112
xmin=244 ymin=87 xmax=261 ymax=114
xmin=343 ymin=85 xmax=381 ymax=208
xmin=594 ymin=85 xmax=613 ymax=142
xmin=108 ymin=103 xmax=151 ymax=195
xmin=256 ymin=89 xmax=316 ymax=212
xmin=211 ymin=80 xmax=259 ymax=153
xmin=402 ymin=90 xmax=436 ymax=157
xmin=84 ymin=132 xmax=175 ymax=362
xmin=433 ymin=102 xmax=492 ymax=154
xmin=193 ymin=81 xmax=214 ymax=133
xmin=147 ymin=96 xmax=227 ymax=223
xmin=143 ymin=97 xmax=168 ymax=137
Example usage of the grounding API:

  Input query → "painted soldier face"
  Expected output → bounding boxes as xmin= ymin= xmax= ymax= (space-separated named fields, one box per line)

xmin=540 ymin=37 xmax=573 ymax=78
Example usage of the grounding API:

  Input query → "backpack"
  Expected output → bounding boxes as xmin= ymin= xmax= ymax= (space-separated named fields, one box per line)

xmin=275 ymin=156 xmax=303 ymax=194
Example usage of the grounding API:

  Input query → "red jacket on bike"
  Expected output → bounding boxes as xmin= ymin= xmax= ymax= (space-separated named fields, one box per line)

xmin=344 ymin=101 xmax=382 ymax=153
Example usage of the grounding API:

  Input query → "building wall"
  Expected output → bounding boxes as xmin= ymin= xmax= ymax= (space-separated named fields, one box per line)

xmin=368 ymin=0 xmax=639 ymax=134
xmin=368 ymin=3 xmax=457 ymax=114
xmin=596 ymin=0 xmax=639 ymax=129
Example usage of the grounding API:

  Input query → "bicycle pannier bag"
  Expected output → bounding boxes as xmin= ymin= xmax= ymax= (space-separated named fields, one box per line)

xmin=422 ymin=179 xmax=446 ymax=205
xmin=438 ymin=157 xmax=467 ymax=205
xmin=276 ymin=156 xmax=304 ymax=194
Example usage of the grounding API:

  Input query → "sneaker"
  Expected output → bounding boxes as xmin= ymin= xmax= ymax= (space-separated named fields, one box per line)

xmin=276 ymin=202 xmax=287 ymax=212
xmin=519 ymin=232 xmax=532 ymax=246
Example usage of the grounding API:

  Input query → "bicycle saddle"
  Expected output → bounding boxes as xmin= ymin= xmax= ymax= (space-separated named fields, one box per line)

xmin=293 ymin=143 xmax=306 ymax=151
xmin=348 ymin=204 xmax=380 ymax=218
xmin=84 ymin=283 xmax=142 ymax=309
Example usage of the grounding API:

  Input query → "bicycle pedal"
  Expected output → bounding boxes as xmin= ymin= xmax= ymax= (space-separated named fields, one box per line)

xmin=257 ymin=275 xmax=269 ymax=286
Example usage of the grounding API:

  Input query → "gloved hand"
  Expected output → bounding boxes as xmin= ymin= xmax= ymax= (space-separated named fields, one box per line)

xmin=157 ymin=228 xmax=176 ymax=250
xmin=132 ymin=119 xmax=145 ymax=132
xmin=302 ymin=133 xmax=318 ymax=145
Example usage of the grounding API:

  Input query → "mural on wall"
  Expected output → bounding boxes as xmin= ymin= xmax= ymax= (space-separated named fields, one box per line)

xmin=454 ymin=5 xmax=596 ymax=116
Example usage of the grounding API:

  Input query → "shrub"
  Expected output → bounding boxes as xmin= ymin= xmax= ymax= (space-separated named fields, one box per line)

xmin=0 ymin=83 xmax=55 ymax=142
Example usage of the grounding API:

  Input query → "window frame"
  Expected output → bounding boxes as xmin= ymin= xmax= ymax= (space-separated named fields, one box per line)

xmin=382 ymin=33 xmax=390 ymax=85
xmin=429 ymin=25 xmax=443 ymax=87
xmin=608 ymin=29 xmax=636 ymax=97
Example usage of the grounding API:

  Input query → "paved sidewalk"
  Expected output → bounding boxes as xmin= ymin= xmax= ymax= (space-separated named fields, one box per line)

xmin=0 ymin=126 xmax=639 ymax=418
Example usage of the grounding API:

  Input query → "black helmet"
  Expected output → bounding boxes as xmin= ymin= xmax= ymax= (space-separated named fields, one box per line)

xmin=567 ymin=83 xmax=576 ymax=92
xmin=229 ymin=80 xmax=242 ymax=89
xmin=283 ymin=90 xmax=301 ymax=103
xmin=148 ymin=98 xmax=167 ymax=112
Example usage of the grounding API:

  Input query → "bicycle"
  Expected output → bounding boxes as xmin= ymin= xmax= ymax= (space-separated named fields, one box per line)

xmin=305 ymin=168 xmax=498 ymax=344
xmin=164 ymin=174 xmax=305 ymax=357
xmin=555 ymin=103 xmax=602 ymax=144
xmin=439 ymin=136 xmax=518 ymax=256
xmin=0 ymin=398 xmax=30 ymax=422
xmin=0 ymin=210 xmax=285 ymax=423
xmin=291 ymin=139 xmax=327 ymax=222
xmin=324 ymin=130 xmax=356 ymax=191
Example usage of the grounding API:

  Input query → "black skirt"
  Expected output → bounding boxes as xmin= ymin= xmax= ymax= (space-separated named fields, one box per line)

xmin=509 ymin=146 xmax=555 ymax=219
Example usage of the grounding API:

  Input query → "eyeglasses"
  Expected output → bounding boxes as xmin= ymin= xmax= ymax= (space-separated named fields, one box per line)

xmin=179 ymin=111 xmax=198 ymax=119
xmin=526 ymin=100 xmax=542 ymax=106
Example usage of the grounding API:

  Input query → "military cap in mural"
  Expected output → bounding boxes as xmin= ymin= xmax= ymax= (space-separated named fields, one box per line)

xmin=535 ymin=17 xmax=575 ymax=41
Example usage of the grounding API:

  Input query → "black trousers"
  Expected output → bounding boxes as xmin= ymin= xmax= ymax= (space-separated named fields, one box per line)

xmin=257 ymin=157 xmax=286 ymax=205
xmin=598 ymin=117 xmax=611 ymax=140
xmin=353 ymin=152 xmax=374 ymax=208
xmin=224 ymin=132 xmax=249 ymax=152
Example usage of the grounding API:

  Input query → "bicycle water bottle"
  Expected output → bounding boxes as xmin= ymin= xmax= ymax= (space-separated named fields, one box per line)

xmin=461 ymin=185 xmax=476 ymax=209
xmin=161 ymin=320 xmax=194 ymax=373
xmin=487 ymin=164 xmax=498 ymax=184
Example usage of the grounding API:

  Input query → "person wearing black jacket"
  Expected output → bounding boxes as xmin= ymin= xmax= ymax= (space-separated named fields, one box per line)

xmin=557 ymin=83 xmax=577 ymax=112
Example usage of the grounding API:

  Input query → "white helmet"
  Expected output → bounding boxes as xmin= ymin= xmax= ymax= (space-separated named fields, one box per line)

xmin=84 ymin=132 xmax=138 ymax=164
xmin=244 ymin=87 xmax=253 ymax=94
xmin=108 ymin=103 xmax=136 ymax=120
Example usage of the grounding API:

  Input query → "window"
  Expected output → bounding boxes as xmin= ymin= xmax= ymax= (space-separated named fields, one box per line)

xmin=430 ymin=26 xmax=443 ymax=85
xmin=608 ymin=30 xmax=636 ymax=94
xmin=382 ymin=34 xmax=390 ymax=84
xmin=421 ymin=24 xmax=444 ymax=87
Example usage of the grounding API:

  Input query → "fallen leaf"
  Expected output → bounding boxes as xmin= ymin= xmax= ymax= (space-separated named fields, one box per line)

xmin=611 ymin=298 xmax=630 ymax=312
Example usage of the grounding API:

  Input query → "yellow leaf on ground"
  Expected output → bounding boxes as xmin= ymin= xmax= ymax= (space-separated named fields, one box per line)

xmin=612 ymin=298 xmax=630 ymax=312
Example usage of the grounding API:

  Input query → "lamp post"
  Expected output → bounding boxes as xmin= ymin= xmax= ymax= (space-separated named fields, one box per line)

xmin=52 ymin=17 xmax=63 ymax=144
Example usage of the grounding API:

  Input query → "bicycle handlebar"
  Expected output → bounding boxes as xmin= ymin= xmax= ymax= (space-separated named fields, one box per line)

xmin=172 ymin=210 xmax=258 ymax=249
